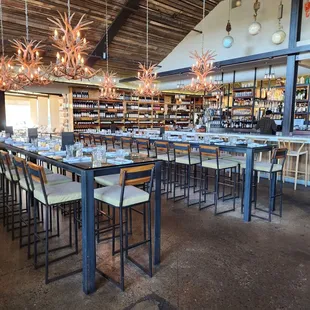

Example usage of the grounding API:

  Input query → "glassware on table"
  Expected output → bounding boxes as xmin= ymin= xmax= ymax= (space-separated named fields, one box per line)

xmin=65 ymin=145 xmax=74 ymax=159
xmin=92 ymin=147 xmax=106 ymax=167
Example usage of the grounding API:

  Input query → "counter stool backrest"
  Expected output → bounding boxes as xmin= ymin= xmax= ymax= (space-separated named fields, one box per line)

xmin=154 ymin=141 xmax=170 ymax=158
xmin=74 ymin=133 xmax=79 ymax=142
xmin=93 ymin=134 xmax=103 ymax=145
xmin=27 ymin=162 xmax=49 ymax=205
xmin=13 ymin=156 xmax=30 ymax=188
xmin=136 ymin=138 xmax=150 ymax=155
xmin=270 ymin=148 xmax=287 ymax=173
xmin=199 ymin=145 xmax=220 ymax=168
xmin=173 ymin=143 xmax=191 ymax=163
xmin=121 ymin=137 xmax=133 ymax=152
xmin=119 ymin=164 xmax=155 ymax=206
xmin=0 ymin=150 xmax=10 ymax=172
xmin=278 ymin=139 xmax=306 ymax=154
xmin=104 ymin=135 xmax=115 ymax=150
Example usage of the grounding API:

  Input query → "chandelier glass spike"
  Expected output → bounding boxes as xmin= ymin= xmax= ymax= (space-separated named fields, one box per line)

xmin=48 ymin=0 xmax=100 ymax=80
xmin=11 ymin=0 xmax=51 ymax=86
xmin=185 ymin=0 xmax=222 ymax=94
xmin=135 ymin=0 xmax=160 ymax=97
xmin=100 ymin=0 xmax=118 ymax=99
xmin=0 ymin=0 xmax=21 ymax=91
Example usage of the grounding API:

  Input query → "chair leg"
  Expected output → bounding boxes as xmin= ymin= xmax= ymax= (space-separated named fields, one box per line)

xmin=148 ymin=201 xmax=152 ymax=277
xmin=45 ymin=205 xmax=49 ymax=284
xmin=305 ymin=152 xmax=308 ymax=187
xmin=119 ymin=208 xmax=125 ymax=291
xmin=294 ymin=155 xmax=300 ymax=190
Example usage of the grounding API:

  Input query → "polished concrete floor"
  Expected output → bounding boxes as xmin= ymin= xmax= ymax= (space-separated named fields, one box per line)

xmin=0 ymin=180 xmax=310 ymax=310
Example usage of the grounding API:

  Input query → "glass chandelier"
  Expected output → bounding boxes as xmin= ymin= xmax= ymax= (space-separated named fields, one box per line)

xmin=134 ymin=0 xmax=160 ymax=97
xmin=48 ymin=0 xmax=100 ymax=80
xmin=100 ymin=0 xmax=118 ymax=99
xmin=11 ymin=0 xmax=51 ymax=86
xmin=0 ymin=0 xmax=21 ymax=91
xmin=185 ymin=0 xmax=222 ymax=95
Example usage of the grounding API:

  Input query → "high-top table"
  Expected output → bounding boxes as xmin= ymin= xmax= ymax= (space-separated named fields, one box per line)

xmin=0 ymin=142 xmax=162 ymax=295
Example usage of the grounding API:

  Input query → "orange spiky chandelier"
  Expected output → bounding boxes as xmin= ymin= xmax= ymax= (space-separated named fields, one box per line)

xmin=48 ymin=0 xmax=100 ymax=80
xmin=185 ymin=0 xmax=222 ymax=94
xmin=134 ymin=0 xmax=160 ymax=97
xmin=11 ymin=0 xmax=51 ymax=87
xmin=0 ymin=0 xmax=21 ymax=91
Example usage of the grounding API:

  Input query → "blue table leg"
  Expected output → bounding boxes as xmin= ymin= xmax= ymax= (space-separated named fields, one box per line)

xmin=243 ymin=149 xmax=254 ymax=222
xmin=154 ymin=161 xmax=162 ymax=265
xmin=81 ymin=170 xmax=96 ymax=294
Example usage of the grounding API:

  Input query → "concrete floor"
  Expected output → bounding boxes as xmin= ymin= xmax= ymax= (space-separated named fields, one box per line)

xmin=0 ymin=180 xmax=310 ymax=310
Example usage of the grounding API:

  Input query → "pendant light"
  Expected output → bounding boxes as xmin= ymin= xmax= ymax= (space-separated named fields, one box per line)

xmin=100 ymin=0 xmax=118 ymax=99
xmin=135 ymin=0 xmax=160 ymax=97
xmin=272 ymin=1 xmax=286 ymax=45
xmin=248 ymin=0 xmax=261 ymax=36
xmin=223 ymin=0 xmax=234 ymax=48
xmin=0 ymin=0 xmax=21 ymax=91
xmin=11 ymin=0 xmax=51 ymax=86
xmin=48 ymin=0 xmax=100 ymax=80
xmin=185 ymin=0 xmax=222 ymax=94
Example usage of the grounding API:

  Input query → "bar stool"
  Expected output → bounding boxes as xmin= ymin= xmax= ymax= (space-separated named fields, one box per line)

xmin=0 ymin=151 xmax=21 ymax=239
xmin=79 ymin=133 xmax=92 ymax=146
xmin=103 ymin=135 xmax=115 ymax=150
xmin=94 ymin=164 xmax=155 ymax=291
xmin=73 ymin=132 xmax=79 ymax=142
xmin=278 ymin=139 xmax=308 ymax=190
xmin=12 ymin=156 xmax=71 ymax=252
xmin=199 ymin=145 xmax=238 ymax=214
xmin=121 ymin=137 xmax=133 ymax=152
xmin=154 ymin=141 xmax=174 ymax=199
xmin=93 ymin=134 xmax=104 ymax=145
xmin=173 ymin=143 xmax=200 ymax=207
xmin=136 ymin=138 xmax=155 ymax=157
xmin=241 ymin=148 xmax=287 ymax=221
xmin=27 ymin=162 xmax=82 ymax=284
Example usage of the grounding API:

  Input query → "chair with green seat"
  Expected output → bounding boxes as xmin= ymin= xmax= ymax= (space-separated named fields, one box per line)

xmin=27 ymin=162 xmax=82 ymax=284
xmin=154 ymin=141 xmax=174 ymax=199
xmin=240 ymin=148 xmax=287 ymax=222
xmin=94 ymin=164 xmax=155 ymax=291
xmin=173 ymin=143 xmax=200 ymax=207
xmin=199 ymin=145 xmax=238 ymax=214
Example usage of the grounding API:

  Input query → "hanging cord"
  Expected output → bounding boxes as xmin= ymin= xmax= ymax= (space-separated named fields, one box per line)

xmin=25 ymin=0 xmax=29 ymax=41
xmin=202 ymin=0 xmax=206 ymax=54
xmin=68 ymin=0 xmax=70 ymax=18
xmin=0 ymin=0 xmax=4 ymax=56
xmin=146 ymin=0 xmax=149 ymax=66
xmin=106 ymin=0 xmax=109 ymax=71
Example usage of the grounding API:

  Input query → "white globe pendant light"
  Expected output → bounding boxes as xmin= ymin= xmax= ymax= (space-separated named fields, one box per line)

xmin=272 ymin=1 xmax=286 ymax=45
xmin=249 ymin=0 xmax=261 ymax=36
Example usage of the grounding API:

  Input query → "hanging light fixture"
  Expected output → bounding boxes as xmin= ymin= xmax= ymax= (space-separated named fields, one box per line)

xmin=48 ymin=0 xmax=100 ymax=80
xmin=223 ymin=0 xmax=234 ymax=48
xmin=248 ymin=0 xmax=261 ymax=36
xmin=134 ymin=0 xmax=160 ymax=97
xmin=0 ymin=0 xmax=21 ymax=91
xmin=185 ymin=0 xmax=222 ymax=95
xmin=99 ymin=0 xmax=118 ymax=99
xmin=11 ymin=0 xmax=51 ymax=86
xmin=272 ymin=1 xmax=286 ymax=45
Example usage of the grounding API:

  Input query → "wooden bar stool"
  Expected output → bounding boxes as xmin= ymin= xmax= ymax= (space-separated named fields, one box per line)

xmin=94 ymin=164 xmax=155 ymax=291
xmin=93 ymin=134 xmax=104 ymax=145
xmin=241 ymin=148 xmax=287 ymax=221
xmin=136 ymin=138 xmax=155 ymax=157
xmin=278 ymin=139 xmax=308 ymax=190
xmin=27 ymin=162 xmax=82 ymax=284
xmin=199 ymin=145 xmax=238 ymax=214
xmin=121 ymin=137 xmax=133 ymax=152
xmin=103 ymin=135 xmax=115 ymax=151
xmin=173 ymin=143 xmax=200 ymax=207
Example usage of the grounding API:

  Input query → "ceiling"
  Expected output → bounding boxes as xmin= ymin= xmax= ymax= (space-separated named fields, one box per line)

xmin=2 ymin=0 xmax=223 ymax=78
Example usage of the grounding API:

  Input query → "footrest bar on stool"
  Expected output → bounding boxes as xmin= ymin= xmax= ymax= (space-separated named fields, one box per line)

xmin=127 ymin=255 xmax=152 ymax=277
xmin=46 ymin=268 xmax=82 ymax=284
